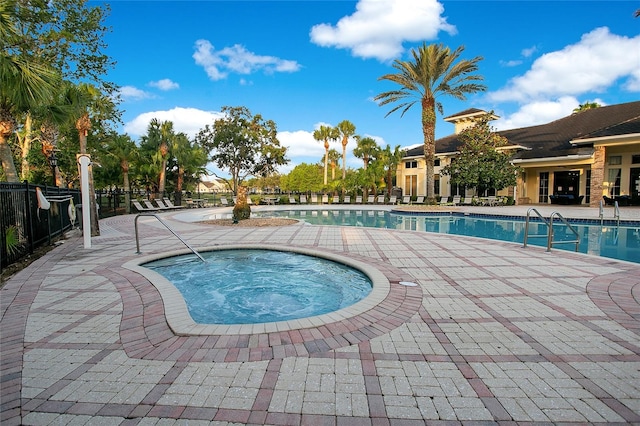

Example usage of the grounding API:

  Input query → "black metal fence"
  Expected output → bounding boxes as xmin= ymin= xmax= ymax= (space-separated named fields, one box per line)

xmin=1 ymin=182 xmax=80 ymax=272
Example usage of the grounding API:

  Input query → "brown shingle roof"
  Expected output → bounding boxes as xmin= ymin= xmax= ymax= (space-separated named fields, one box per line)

xmin=406 ymin=101 xmax=640 ymax=160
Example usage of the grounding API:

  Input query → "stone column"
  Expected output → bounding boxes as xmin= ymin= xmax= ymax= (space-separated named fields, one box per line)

xmin=590 ymin=146 xmax=605 ymax=207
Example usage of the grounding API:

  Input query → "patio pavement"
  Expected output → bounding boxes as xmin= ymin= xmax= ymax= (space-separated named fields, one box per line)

xmin=1 ymin=204 xmax=639 ymax=425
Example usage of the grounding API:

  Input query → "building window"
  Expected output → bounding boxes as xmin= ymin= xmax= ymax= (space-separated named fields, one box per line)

xmin=608 ymin=169 xmax=621 ymax=196
xmin=434 ymin=159 xmax=440 ymax=167
xmin=608 ymin=155 xmax=622 ymax=165
xmin=434 ymin=177 xmax=440 ymax=196
xmin=539 ymin=172 xmax=549 ymax=203
xmin=632 ymin=154 xmax=640 ymax=164
xmin=405 ymin=160 xmax=417 ymax=169
xmin=405 ymin=175 xmax=417 ymax=196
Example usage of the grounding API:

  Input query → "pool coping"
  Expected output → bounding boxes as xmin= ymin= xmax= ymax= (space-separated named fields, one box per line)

xmin=123 ymin=244 xmax=392 ymax=336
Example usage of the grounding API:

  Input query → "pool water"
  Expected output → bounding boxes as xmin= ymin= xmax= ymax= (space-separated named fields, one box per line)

xmin=255 ymin=210 xmax=640 ymax=264
xmin=144 ymin=249 xmax=372 ymax=324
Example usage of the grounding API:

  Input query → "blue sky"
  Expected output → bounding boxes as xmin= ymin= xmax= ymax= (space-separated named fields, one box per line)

xmin=101 ymin=0 xmax=640 ymax=178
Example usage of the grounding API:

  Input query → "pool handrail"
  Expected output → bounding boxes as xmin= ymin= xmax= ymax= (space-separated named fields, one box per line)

xmin=522 ymin=208 xmax=549 ymax=248
xmin=134 ymin=213 xmax=205 ymax=262
xmin=548 ymin=211 xmax=580 ymax=252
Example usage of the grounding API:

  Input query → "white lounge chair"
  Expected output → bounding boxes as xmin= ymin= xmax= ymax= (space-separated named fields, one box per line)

xmin=376 ymin=195 xmax=385 ymax=204
xmin=332 ymin=195 xmax=339 ymax=204
xmin=367 ymin=195 xmax=375 ymax=204
xmin=322 ymin=194 xmax=329 ymax=204
xmin=163 ymin=198 xmax=184 ymax=209
xmin=220 ymin=197 xmax=230 ymax=207
xmin=300 ymin=194 xmax=308 ymax=204
xmin=389 ymin=195 xmax=397 ymax=205
xmin=311 ymin=194 xmax=318 ymax=204
xmin=132 ymin=201 xmax=156 ymax=212
xmin=452 ymin=195 xmax=461 ymax=206
xmin=289 ymin=196 xmax=297 ymax=204
xmin=402 ymin=195 xmax=410 ymax=204
xmin=355 ymin=195 xmax=363 ymax=204
xmin=415 ymin=196 xmax=425 ymax=204
xmin=343 ymin=195 xmax=351 ymax=204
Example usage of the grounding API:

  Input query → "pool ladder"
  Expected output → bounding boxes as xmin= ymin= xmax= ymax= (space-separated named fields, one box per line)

xmin=599 ymin=199 xmax=620 ymax=226
xmin=134 ymin=213 xmax=205 ymax=262
xmin=523 ymin=208 xmax=580 ymax=252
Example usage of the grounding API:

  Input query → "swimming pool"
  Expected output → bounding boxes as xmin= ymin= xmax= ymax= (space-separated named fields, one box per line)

xmin=254 ymin=210 xmax=640 ymax=264
xmin=143 ymin=249 xmax=372 ymax=324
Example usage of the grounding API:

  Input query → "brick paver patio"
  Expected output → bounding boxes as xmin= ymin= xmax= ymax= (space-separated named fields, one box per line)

xmin=1 ymin=206 xmax=639 ymax=425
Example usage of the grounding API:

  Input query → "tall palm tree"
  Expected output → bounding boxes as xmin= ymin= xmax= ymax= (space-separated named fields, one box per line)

xmin=158 ymin=120 xmax=174 ymax=197
xmin=353 ymin=135 xmax=379 ymax=170
xmin=380 ymin=144 xmax=404 ymax=196
xmin=108 ymin=134 xmax=138 ymax=213
xmin=375 ymin=43 xmax=485 ymax=200
xmin=336 ymin=120 xmax=355 ymax=180
xmin=172 ymin=133 xmax=207 ymax=205
xmin=313 ymin=125 xmax=339 ymax=185
xmin=327 ymin=148 xmax=340 ymax=181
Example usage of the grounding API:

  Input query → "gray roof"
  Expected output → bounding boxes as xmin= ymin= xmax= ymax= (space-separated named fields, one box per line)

xmin=405 ymin=101 xmax=640 ymax=160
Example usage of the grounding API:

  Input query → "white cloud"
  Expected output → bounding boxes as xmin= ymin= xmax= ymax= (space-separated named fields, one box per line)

xmin=148 ymin=79 xmax=179 ymax=91
xmin=493 ymin=96 xmax=581 ymax=130
xmin=118 ymin=86 xmax=153 ymax=101
xmin=310 ymin=0 xmax=456 ymax=61
xmin=521 ymin=46 xmax=537 ymax=58
xmin=500 ymin=59 xmax=522 ymax=67
xmin=124 ymin=107 xmax=225 ymax=138
xmin=489 ymin=27 xmax=640 ymax=103
xmin=193 ymin=40 xmax=302 ymax=81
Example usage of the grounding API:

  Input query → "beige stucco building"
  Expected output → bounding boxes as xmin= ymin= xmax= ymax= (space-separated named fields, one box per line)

xmin=397 ymin=101 xmax=640 ymax=206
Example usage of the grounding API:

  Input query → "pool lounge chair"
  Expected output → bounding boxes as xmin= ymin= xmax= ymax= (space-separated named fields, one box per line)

xmin=402 ymin=195 xmax=410 ymax=204
xmin=163 ymin=198 xmax=184 ymax=209
xmin=343 ymin=195 xmax=351 ymax=204
xmin=289 ymin=196 xmax=297 ymax=204
xmin=440 ymin=197 xmax=450 ymax=206
xmin=452 ymin=195 xmax=461 ymax=206
xmin=376 ymin=195 xmax=385 ymax=204
xmin=311 ymin=194 xmax=318 ymax=204
xmin=367 ymin=195 xmax=375 ymax=204
xmin=332 ymin=195 xmax=339 ymax=204
xmin=322 ymin=194 xmax=329 ymax=204
xmin=300 ymin=194 xmax=308 ymax=204
xmin=220 ymin=197 xmax=230 ymax=207
xmin=388 ymin=195 xmax=397 ymax=205
xmin=415 ymin=196 xmax=425 ymax=204
xmin=132 ymin=200 xmax=157 ymax=212
xmin=355 ymin=195 xmax=363 ymax=204
xmin=144 ymin=200 xmax=164 ymax=210
xmin=154 ymin=199 xmax=173 ymax=209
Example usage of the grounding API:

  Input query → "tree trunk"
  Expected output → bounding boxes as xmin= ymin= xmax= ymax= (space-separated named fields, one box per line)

xmin=122 ymin=161 xmax=131 ymax=214
xmin=0 ymin=136 xmax=18 ymax=182
xmin=323 ymin=142 xmax=329 ymax=185
xmin=0 ymin=111 xmax=19 ymax=182
xmin=422 ymin=97 xmax=436 ymax=200
xmin=19 ymin=113 xmax=33 ymax=181
xmin=342 ymin=143 xmax=347 ymax=180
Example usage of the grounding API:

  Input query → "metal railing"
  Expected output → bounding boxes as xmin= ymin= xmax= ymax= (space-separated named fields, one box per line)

xmin=548 ymin=211 xmax=580 ymax=252
xmin=522 ymin=208 xmax=549 ymax=248
xmin=523 ymin=208 xmax=580 ymax=252
xmin=599 ymin=199 xmax=621 ymax=226
xmin=134 ymin=213 xmax=205 ymax=262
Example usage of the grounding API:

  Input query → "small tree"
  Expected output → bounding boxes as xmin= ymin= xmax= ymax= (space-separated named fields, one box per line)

xmin=197 ymin=106 xmax=288 ymax=218
xmin=441 ymin=114 xmax=519 ymax=196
